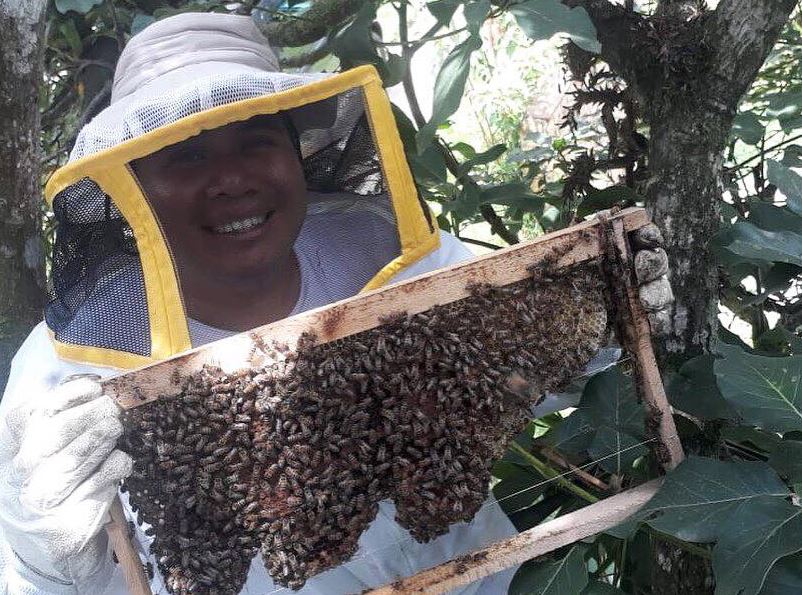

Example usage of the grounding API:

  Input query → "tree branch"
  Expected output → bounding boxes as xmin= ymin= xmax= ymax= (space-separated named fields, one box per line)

xmin=259 ymin=0 xmax=363 ymax=47
xmin=705 ymin=0 xmax=798 ymax=111
xmin=561 ymin=0 xmax=651 ymax=85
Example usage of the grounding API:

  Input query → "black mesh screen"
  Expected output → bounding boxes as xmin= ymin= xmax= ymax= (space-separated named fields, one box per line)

xmin=46 ymin=178 xmax=151 ymax=356
xmin=303 ymin=114 xmax=384 ymax=196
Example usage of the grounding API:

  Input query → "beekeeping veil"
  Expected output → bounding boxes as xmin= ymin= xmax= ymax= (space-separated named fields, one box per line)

xmin=44 ymin=12 xmax=439 ymax=370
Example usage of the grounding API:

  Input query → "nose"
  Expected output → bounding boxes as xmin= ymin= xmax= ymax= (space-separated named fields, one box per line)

xmin=205 ymin=154 xmax=257 ymax=199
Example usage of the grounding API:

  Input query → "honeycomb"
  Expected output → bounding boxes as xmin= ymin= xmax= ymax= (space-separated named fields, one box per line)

xmin=119 ymin=267 xmax=610 ymax=593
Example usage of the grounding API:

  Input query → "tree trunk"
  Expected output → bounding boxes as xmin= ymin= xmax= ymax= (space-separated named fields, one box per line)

xmin=0 ymin=0 xmax=47 ymax=395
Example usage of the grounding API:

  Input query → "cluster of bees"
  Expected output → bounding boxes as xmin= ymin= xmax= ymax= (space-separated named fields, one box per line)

xmin=119 ymin=267 xmax=610 ymax=593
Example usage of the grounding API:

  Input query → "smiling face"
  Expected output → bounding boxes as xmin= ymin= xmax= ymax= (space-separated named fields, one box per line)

xmin=131 ymin=114 xmax=307 ymax=291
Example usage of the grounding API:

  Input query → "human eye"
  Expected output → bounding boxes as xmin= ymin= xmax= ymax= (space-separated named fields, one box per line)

xmin=241 ymin=132 xmax=281 ymax=152
xmin=166 ymin=145 xmax=206 ymax=166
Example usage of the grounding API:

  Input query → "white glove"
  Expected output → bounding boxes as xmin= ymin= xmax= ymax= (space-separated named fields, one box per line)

xmin=0 ymin=376 xmax=132 ymax=588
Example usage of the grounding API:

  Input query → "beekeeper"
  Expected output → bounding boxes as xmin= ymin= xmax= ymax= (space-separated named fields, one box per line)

xmin=0 ymin=11 xmax=673 ymax=595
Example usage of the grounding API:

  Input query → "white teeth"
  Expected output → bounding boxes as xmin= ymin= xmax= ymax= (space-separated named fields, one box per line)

xmin=212 ymin=215 xmax=266 ymax=234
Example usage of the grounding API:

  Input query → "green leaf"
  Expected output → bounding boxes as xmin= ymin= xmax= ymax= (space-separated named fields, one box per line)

xmin=409 ymin=145 xmax=449 ymax=185
xmin=57 ymin=20 xmax=83 ymax=55
xmin=766 ymin=92 xmax=802 ymax=121
xmin=713 ymin=499 xmax=802 ymax=595
xmin=458 ymin=143 xmax=507 ymax=174
xmin=732 ymin=112 xmax=766 ymax=146
xmin=749 ymin=203 xmax=802 ymax=234
xmin=762 ymin=553 xmax=802 ymax=594
xmin=479 ymin=182 xmax=546 ymax=212
xmin=577 ymin=186 xmax=642 ymax=218
xmin=550 ymin=409 xmax=595 ymax=454
xmin=463 ymin=0 xmax=491 ymax=34
xmin=492 ymin=463 xmax=547 ymax=516
xmin=510 ymin=0 xmax=600 ymax=53
xmin=766 ymin=160 xmax=802 ymax=216
xmin=329 ymin=4 xmax=377 ymax=64
xmin=416 ymin=34 xmax=483 ymax=152
xmin=54 ymin=0 xmax=104 ymax=14
xmin=782 ymin=145 xmax=802 ymax=168
xmin=509 ymin=545 xmax=589 ymax=595
xmin=578 ymin=368 xmax=646 ymax=474
xmin=719 ymin=221 xmax=802 ymax=266
xmin=768 ymin=439 xmax=802 ymax=482
xmin=715 ymin=343 xmax=802 ymax=433
xmin=427 ymin=0 xmax=462 ymax=25
xmin=638 ymin=457 xmax=789 ymax=543
xmin=666 ymin=355 xmax=738 ymax=421
xmin=721 ymin=426 xmax=783 ymax=454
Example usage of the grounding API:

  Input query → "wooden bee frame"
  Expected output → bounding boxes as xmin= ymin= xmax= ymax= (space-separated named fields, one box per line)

xmin=102 ymin=207 xmax=682 ymax=595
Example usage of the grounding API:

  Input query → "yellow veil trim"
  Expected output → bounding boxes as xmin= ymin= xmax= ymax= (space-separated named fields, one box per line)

xmin=46 ymin=65 xmax=439 ymax=369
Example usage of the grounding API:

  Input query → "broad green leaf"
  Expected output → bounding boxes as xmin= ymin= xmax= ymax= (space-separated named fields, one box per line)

xmin=409 ymin=146 xmax=449 ymax=185
xmin=766 ymin=160 xmax=802 ymax=216
xmin=427 ymin=0 xmax=462 ymax=25
xmin=638 ymin=457 xmax=790 ymax=543
xmin=756 ymin=326 xmax=802 ymax=356
xmin=782 ymin=145 xmax=802 ymax=168
xmin=762 ymin=553 xmax=802 ymax=594
xmin=479 ymin=182 xmax=545 ymax=212
xmin=732 ymin=112 xmax=766 ymax=146
xmin=579 ymin=368 xmax=646 ymax=474
xmin=416 ymin=34 xmax=483 ymax=152
xmin=492 ymin=463 xmax=547 ymax=516
xmin=722 ymin=426 xmax=783 ymax=454
xmin=766 ymin=92 xmax=802 ymax=121
xmin=715 ymin=344 xmax=802 ymax=433
xmin=719 ymin=221 xmax=802 ymax=267
xmin=577 ymin=186 xmax=642 ymax=218
xmin=768 ymin=439 xmax=802 ymax=482
xmin=57 ymin=20 xmax=83 ymax=55
xmin=451 ymin=141 xmax=478 ymax=160
xmin=510 ymin=0 xmax=600 ymax=53
xmin=55 ymin=0 xmax=103 ymax=14
xmin=713 ymin=499 xmax=802 ymax=595
xmin=509 ymin=545 xmax=589 ymax=595
xmin=749 ymin=203 xmax=802 ymax=234
xmin=666 ymin=355 xmax=738 ymax=421
xmin=550 ymin=409 xmax=595 ymax=454
xmin=463 ymin=0 xmax=491 ymax=34
xmin=458 ymin=143 xmax=506 ymax=175
xmin=329 ymin=4 xmax=377 ymax=64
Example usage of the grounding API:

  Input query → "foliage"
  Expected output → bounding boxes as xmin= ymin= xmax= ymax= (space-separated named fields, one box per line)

xmin=38 ymin=0 xmax=802 ymax=593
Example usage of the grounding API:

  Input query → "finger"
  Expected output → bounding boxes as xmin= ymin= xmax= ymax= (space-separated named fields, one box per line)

xmin=14 ymin=396 xmax=120 ymax=474
xmin=632 ymin=223 xmax=664 ymax=249
xmin=635 ymin=248 xmax=669 ymax=284
xmin=20 ymin=416 xmax=124 ymax=511
xmin=638 ymin=277 xmax=674 ymax=311
xmin=43 ymin=377 xmax=103 ymax=416
xmin=648 ymin=309 xmax=673 ymax=336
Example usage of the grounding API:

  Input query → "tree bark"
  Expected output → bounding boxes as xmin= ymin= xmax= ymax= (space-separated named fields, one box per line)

xmin=0 ymin=0 xmax=47 ymax=394
xmin=565 ymin=0 xmax=797 ymax=592
xmin=645 ymin=0 xmax=798 ymax=361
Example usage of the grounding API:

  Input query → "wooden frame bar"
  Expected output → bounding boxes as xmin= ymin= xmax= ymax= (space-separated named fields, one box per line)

xmin=102 ymin=207 xmax=682 ymax=595
xmin=101 ymin=207 xmax=649 ymax=409
xmin=365 ymin=480 xmax=662 ymax=595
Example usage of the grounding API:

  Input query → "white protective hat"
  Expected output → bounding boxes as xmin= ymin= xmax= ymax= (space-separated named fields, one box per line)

xmin=45 ymin=12 xmax=439 ymax=370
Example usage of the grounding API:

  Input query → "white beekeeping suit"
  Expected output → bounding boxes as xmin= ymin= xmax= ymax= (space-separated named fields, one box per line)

xmin=0 ymin=12 xmax=519 ymax=595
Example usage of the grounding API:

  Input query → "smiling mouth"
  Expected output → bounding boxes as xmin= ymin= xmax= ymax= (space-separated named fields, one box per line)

xmin=209 ymin=211 xmax=273 ymax=235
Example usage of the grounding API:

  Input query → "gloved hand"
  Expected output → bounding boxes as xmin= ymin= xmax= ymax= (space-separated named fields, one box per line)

xmin=0 ymin=376 xmax=132 ymax=588
xmin=632 ymin=223 xmax=674 ymax=335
